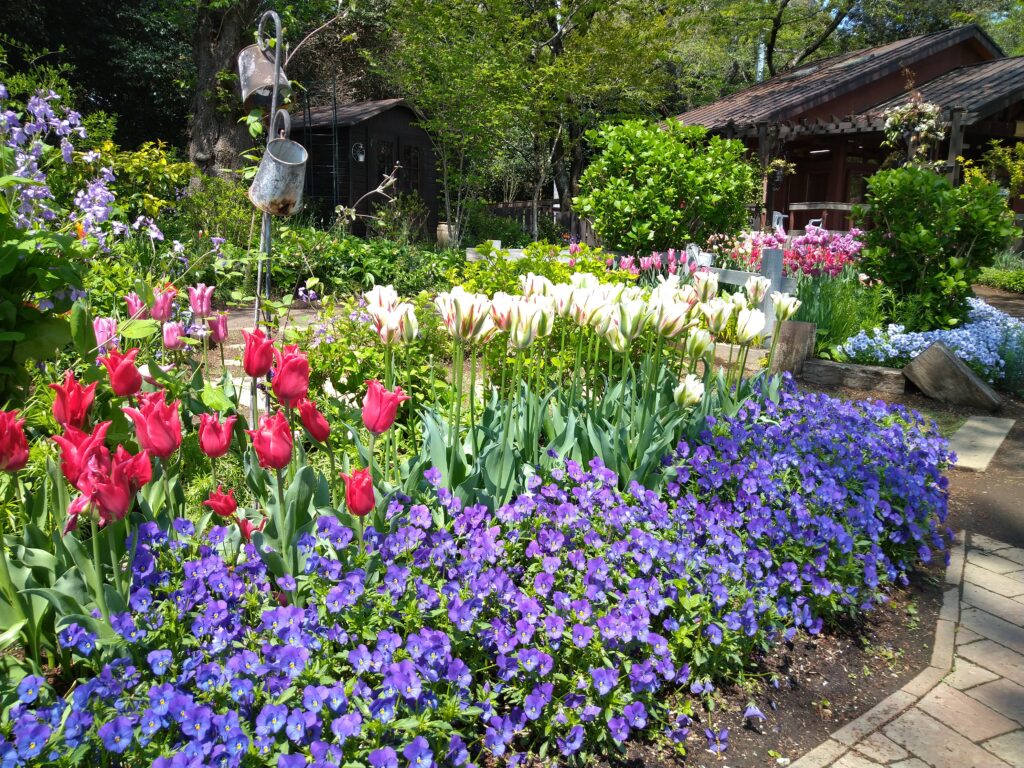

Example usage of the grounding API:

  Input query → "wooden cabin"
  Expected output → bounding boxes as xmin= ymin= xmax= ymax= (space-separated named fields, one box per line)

xmin=676 ymin=25 xmax=1024 ymax=231
xmin=296 ymin=99 xmax=439 ymax=232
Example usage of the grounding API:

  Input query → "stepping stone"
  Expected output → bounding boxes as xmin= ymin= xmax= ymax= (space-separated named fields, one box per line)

xmin=883 ymin=707 xmax=1012 ymax=767
xmin=948 ymin=417 xmax=1016 ymax=471
xmin=903 ymin=341 xmax=1001 ymax=410
xmin=967 ymin=678 xmax=1024 ymax=726
xmin=917 ymin=683 xmax=1018 ymax=742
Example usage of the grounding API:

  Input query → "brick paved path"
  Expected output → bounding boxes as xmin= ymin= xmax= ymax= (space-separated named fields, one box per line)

xmin=795 ymin=533 xmax=1024 ymax=768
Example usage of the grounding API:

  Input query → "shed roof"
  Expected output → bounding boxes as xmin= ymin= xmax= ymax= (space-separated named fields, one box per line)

xmin=296 ymin=98 xmax=415 ymax=129
xmin=868 ymin=56 xmax=1024 ymax=124
xmin=676 ymin=25 xmax=1002 ymax=131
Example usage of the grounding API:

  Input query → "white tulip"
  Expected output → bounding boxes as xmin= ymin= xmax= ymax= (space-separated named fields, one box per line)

xmin=729 ymin=291 xmax=748 ymax=310
xmin=490 ymin=291 xmax=515 ymax=331
xmin=364 ymin=284 xmax=399 ymax=311
xmin=681 ymin=328 xmax=713 ymax=361
xmin=520 ymin=272 xmax=554 ymax=297
xmin=735 ymin=307 xmax=766 ymax=344
xmin=693 ymin=270 xmax=719 ymax=302
xmin=771 ymin=291 xmax=802 ymax=323
xmin=673 ymin=374 xmax=705 ymax=407
xmin=700 ymin=297 xmax=734 ymax=335
xmin=744 ymin=275 xmax=772 ymax=306
xmin=569 ymin=272 xmax=600 ymax=289
xmin=618 ymin=298 xmax=648 ymax=341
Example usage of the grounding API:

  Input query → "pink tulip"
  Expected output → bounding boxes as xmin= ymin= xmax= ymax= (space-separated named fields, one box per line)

xmin=188 ymin=284 xmax=214 ymax=319
xmin=163 ymin=321 xmax=186 ymax=350
xmin=208 ymin=313 xmax=228 ymax=343
xmin=151 ymin=287 xmax=177 ymax=322
xmin=93 ymin=316 xmax=118 ymax=354
xmin=125 ymin=292 xmax=148 ymax=319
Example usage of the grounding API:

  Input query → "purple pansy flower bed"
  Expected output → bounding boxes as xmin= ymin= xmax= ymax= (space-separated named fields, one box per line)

xmin=1 ymin=383 xmax=951 ymax=767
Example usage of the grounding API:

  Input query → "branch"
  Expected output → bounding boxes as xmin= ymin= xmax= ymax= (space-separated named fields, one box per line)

xmin=285 ymin=10 xmax=349 ymax=67
xmin=788 ymin=2 xmax=853 ymax=70
xmin=765 ymin=0 xmax=792 ymax=79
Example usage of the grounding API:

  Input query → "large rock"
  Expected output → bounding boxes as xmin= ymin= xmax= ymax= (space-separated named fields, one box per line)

xmin=903 ymin=342 xmax=1002 ymax=411
xmin=770 ymin=321 xmax=816 ymax=375
xmin=801 ymin=359 xmax=906 ymax=395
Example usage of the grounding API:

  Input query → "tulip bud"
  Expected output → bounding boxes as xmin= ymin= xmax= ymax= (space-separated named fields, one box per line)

xmin=673 ymin=374 xmax=705 ymax=407
xmin=242 ymin=328 xmax=275 ymax=378
xmin=125 ymin=292 xmax=148 ymax=319
xmin=298 ymin=399 xmax=330 ymax=443
xmin=123 ymin=390 xmax=182 ymax=460
xmin=272 ymin=345 xmax=310 ymax=407
xmin=490 ymin=292 xmax=515 ymax=332
xmin=519 ymin=272 xmax=553 ymax=298
xmin=50 ymin=371 xmax=96 ymax=430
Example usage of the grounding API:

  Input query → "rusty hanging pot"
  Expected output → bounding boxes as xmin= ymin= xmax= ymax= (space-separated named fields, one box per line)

xmin=237 ymin=44 xmax=291 ymax=112
xmin=248 ymin=111 xmax=307 ymax=217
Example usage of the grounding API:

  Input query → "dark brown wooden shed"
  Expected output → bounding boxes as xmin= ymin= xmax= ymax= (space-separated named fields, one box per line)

xmin=675 ymin=25 xmax=1024 ymax=232
xmin=296 ymin=98 xmax=439 ymax=232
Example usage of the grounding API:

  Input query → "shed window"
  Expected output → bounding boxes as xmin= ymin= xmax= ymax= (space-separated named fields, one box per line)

xmin=402 ymin=146 xmax=421 ymax=193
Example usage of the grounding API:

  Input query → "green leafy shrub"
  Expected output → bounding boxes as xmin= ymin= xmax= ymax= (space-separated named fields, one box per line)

xmin=575 ymin=120 xmax=758 ymax=253
xmin=793 ymin=270 xmax=892 ymax=357
xmin=367 ymin=191 xmax=431 ymax=244
xmin=854 ymin=167 xmax=1018 ymax=330
xmin=977 ymin=267 xmax=1024 ymax=294
xmin=462 ymin=199 xmax=533 ymax=248
xmin=169 ymin=174 xmax=255 ymax=248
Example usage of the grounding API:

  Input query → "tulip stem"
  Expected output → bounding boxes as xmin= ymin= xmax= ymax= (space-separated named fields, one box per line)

xmin=468 ymin=344 xmax=477 ymax=454
xmin=325 ymin=442 xmax=338 ymax=508
xmin=251 ymin=377 xmax=260 ymax=429
xmin=90 ymin=516 xmax=110 ymax=624
xmin=161 ymin=459 xmax=175 ymax=542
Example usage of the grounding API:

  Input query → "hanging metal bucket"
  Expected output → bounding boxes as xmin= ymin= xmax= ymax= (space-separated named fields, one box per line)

xmin=237 ymin=44 xmax=291 ymax=111
xmin=248 ymin=112 xmax=307 ymax=217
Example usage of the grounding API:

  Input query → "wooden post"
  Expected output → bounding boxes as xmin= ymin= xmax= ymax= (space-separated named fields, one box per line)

xmin=757 ymin=122 xmax=769 ymax=229
xmin=760 ymin=247 xmax=784 ymax=340
xmin=946 ymin=108 xmax=965 ymax=185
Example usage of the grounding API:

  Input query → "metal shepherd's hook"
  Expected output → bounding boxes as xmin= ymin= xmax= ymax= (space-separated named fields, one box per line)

xmin=254 ymin=10 xmax=283 ymax=331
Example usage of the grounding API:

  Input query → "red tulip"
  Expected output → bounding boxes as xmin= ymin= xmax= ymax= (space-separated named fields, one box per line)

xmin=50 ymin=371 xmax=96 ymax=430
xmin=52 ymin=421 xmax=111 ymax=486
xmin=297 ymin=399 xmax=330 ymax=443
xmin=99 ymin=348 xmax=143 ymax=397
xmin=340 ymin=467 xmax=375 ymax=517
xmin=237 ymin=515 xmax=266 ymax=542
xmin=203 ymin=485 xmax=238 ymax=517
xmin=361 ymin=379 xmax=410 ymax=435
xmin=67 ymin=444 xmax=150 ymax=529
xmin=123 ymin=390 xmax=182 ymax=460
xmin=63 ymin=495 xmax=93 ymax=535
xmin=198 ymin=413 xmax=236 ymax=459
xmin=0 ymin=410 xmax=30 ymax=472
xmin=246 ymin=411 xmax=292 ymax=469
xmin=242 ymin=328 xmax=275 ymax=378
xmin=272 ymin=344 xmax=309 ymax=407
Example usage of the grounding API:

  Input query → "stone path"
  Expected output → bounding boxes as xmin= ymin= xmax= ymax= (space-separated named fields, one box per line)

xmin=794 ymin=532 xmax=1024 ymax=768
xmin=948 ymin=417 xmax=1017 ymax=472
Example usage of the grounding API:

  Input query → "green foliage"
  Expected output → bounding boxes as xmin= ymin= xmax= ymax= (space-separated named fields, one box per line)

xmin=169 ymin=174 xmax=255 ymax=248
xmin=854 ymin=166 xmax=1019 ymax=330
xmin=461 ymin=201 xmax=532 ymax=248
xmin=0 ymin=183 xmax=83 ymax=402
xmin=977 ymin=267 xmax=1024 ymax=294
xmin=298 ymin=293 xmax=451 ymax=414
xmin=978 ymin=140 xmax=1024 ymax=198
xmin=107 ymin=141 xmax=193 ymax=219
xmin=794 ymin=270 xmax=891 ymax=357
xmin=366 ymin=192 xmax=431 ymax=245
xmin=575 ymin=121 xmax=758 ymax=254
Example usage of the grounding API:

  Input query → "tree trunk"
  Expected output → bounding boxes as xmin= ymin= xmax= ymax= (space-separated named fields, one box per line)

xmin=189 ymin=1 xmax=260 ymax=178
